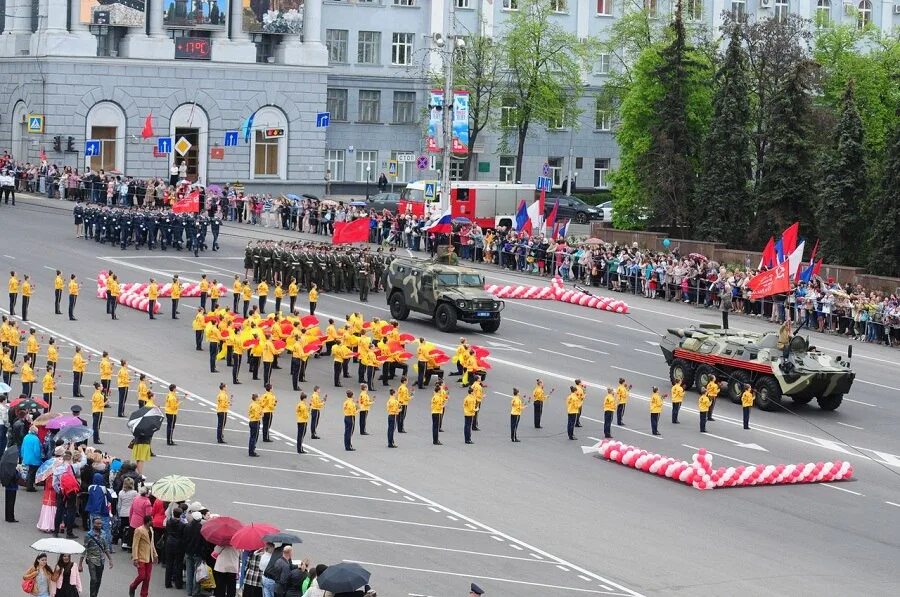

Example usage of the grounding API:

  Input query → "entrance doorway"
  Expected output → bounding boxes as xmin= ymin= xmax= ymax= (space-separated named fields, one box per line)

xmin=174 ymin=128 xmax=200 ymax=182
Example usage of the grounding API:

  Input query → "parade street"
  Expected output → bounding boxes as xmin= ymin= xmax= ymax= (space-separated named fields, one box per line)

xmin=2 ymin=195 xmax=899 ymax=597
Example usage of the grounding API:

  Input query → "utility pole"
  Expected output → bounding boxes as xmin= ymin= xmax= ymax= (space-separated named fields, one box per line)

xmin=439 ymin=0 xmax=457 ymax=217
xmin=565 ymin=128 xmax=574 ymax=196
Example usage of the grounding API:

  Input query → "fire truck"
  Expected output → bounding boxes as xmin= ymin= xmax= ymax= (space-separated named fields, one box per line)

xmin=398 ymin=181 xmax=543 ymax=230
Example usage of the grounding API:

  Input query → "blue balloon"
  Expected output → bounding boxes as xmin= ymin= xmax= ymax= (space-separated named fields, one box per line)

xmin=662 ymin=238 xmax=671 ymax=248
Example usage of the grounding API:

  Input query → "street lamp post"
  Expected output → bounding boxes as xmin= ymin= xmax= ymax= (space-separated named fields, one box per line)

xmin=365 ymin=165 xmax=372 ymax=199
xmin=433 ymin=2 xmax=462 ymax=219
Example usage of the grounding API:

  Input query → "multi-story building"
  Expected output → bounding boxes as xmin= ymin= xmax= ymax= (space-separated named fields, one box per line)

xmin=1 ymin=0 xmax=897 ymax=195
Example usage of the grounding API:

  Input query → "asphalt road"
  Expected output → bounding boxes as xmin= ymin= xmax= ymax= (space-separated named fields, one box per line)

xmin=0 ymin=195 xmax=897 ymax=597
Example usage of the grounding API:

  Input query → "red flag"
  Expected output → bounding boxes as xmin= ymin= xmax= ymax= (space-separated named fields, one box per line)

xmin=545 ymin=199 xmax=559 ymax=232
xmin=332 ymin=217 xmax=371 ymax=244
xmin=747 ymin=261 xmax=791 ymax=299
xmin=141 ymin=113 xmax=154 ymax=139
xmin=759 ymin=237 xmax=776 ymax=269
xmin=811 ymin=258 xmax=823 ymax=278
xmin=172 ymin=190 xmax=200 ymax=214
xmin=39 ymin=147 xmax=46 ymax=162
xmin=781 ymin=222 xmax=799 ymax=257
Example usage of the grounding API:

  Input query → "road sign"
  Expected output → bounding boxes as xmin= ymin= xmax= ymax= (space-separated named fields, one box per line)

xmin=416 ymin=155 xmax=430 ymax=170
xmin=210 ymin=147 xmax=225 ymax=160
xmin=316 ymin=112 xmax=330 ymax=128
xmin=26 ymin=114 xmax=44 ymax=134
xmin=536 ymin=176 xmax=552 ymax=192
xmin=84 ymin=140 xmax=101 ymax=157
xmin=397 ymin=153 xmax=416 ymax=163
xmin=264 ymin=128 xmax=285 ymax=139
xmin=387 ymin=160 xmax=398 ymax=176
xmin=224 ymin=131 xmax=239 ymax=147
xmin=157 ymin=137 xmax=173 ymax=155
xmin=424 ymin=182 xmax=436 ymax=199
xmin=542 ymin=162 xmax=550 ymax=177
xmin=174 ymin=136 xmax=192 ymax=156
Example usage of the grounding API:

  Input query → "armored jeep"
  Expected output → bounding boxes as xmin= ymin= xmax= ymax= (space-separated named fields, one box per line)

xmin=384 ymin=251 xmax=504 ymax=333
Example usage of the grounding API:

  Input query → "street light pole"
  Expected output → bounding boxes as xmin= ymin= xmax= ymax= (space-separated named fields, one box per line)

xmin=438 ymin=2 xmax=457 ymax=219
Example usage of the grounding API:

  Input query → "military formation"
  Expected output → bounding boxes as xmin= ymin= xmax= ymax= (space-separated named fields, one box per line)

xmin=244 ymin=240 xmax=397 ymax=299
xmin=74 ymin=204 xmax=222 ymax=255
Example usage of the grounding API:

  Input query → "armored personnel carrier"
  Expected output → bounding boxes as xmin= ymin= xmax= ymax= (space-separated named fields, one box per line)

xmin=384 ymin=248 xmax=504 ymax=333
xmin=660 ymin=324 xmax=855 ymax=411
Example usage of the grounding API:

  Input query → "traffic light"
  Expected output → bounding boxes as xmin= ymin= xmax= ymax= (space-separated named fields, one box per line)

xmin=66 ymin=136 xmax=75 ymax=152
xmin=53 ymin=136 xmax=62 ymax=152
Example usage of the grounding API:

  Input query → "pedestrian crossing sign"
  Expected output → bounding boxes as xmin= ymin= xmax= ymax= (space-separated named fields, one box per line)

xmin=424 ymin=182 xmax=436 ymax=199
xmin=388 ymin=160 xmax=398 ymax=177
xmin=26 ymin=114 xmax=44 ymax=134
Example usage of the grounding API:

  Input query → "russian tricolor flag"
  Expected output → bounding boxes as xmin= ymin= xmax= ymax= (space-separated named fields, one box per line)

xmin=556 ymin=219 xmax=571 ymax=239
xmin=424 ymin=209 xmax=452 ymax=234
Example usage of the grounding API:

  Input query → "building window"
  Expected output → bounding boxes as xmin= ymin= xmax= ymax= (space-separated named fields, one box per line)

xmin=456 ymin=0 xmax=471 ymax=7
xmin=253 ymin=131 xmax=279 ymax=177
xmin=327 ymin=88 xmax=348 ymax=122
xmin=597 ymin=52 xmax=611 ymax=75
xmin=815 ymin=0 xmax=830 ymax=28
xmin=595 ymin=101 xmax=612 ymax=131
xmin=85 ymin=101 xmax=126 ymax=173
xmin=357 ymin=31 xmax=381 ymax=65
xmin=500 ymin=96 xmax=517 ymax=128
xmin=356 ymin=150 xmax=377 ymax=183
xmin=390 ymin=151 xmax=412 ymax=182
xmin=686 ymin=0 xmax=702 ymax=20
xmin=596 ymin=0 xmax=612 ymax=14
xmin=250 ymin=106 xmax=287 ymax=180
xmin=359 ymin=90 xmax=381 ymax=123
xmin=731 ymin=0 xmax=745 ymax=18
xmin=502 ymin=0 xmax=518 ymax=9
xmin=499 ymin=156 xmax=516 ymax=182
xmin=391 ymin=32 xmax=414 ymax=66
xmin=393 ymin=0 xmax=414 ymax=5
xmin=326 ymin=29 xmax=348 ymax=64
xmin=774 ymin=0 xmax=788 ymax=22
xmin=90 ymin=126 xmax=117 ymax=172
xmin=392 ymin=91 xmax=416 ymax=124
xmin=326 ymin=149 xmax=345 ymax=182
xmin=548 ymin=109 xmax=565 ymax=130
xmin=548 ymin=157 xmax=563 ymax=187
xmin=857 ymin=0 xmax=871 ymax=29
xmin=594 ymin=159 xmax=610 ymax=188
xmin=449 ymin=159 xmax=465 ymax=181
xmin=550 ymin=0 xmax=567 ymax=12
xmin=645 ymin=0 xmax=657 ymax=17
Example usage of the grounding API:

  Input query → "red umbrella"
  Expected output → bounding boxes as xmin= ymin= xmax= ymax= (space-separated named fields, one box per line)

xmin=398 ymin=351 xmax=413 ymax=360
xmin=9 ymin=396 xmax=50 ymax=410
xmin=243 ymin=339 xmax=259 ymax=348
xmin=434 ymin=355 xmax=450 ymax=365
xmin=380 ymin=324 xmax=394 ymax=335
xmin=303 ymin=343 xmax=321 ymax=354
xmin=301 ymin=315 xmax=319 ymax=327
xmin=272 ymin=340 xmax=287 ymax=351
xmin=229 ymin=523 xmax=280 ymax=551
xmin=398 ymin=333 xmax=415 ymax=343
xmin=200 ymin=516 xmax=243 ymax=546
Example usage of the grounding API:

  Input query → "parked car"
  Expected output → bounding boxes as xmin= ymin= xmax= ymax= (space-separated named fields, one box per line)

xmin=544 ymin=195 xmax=602 ymax=224
xmin=367 ymin=192 xmax=400 ymax=214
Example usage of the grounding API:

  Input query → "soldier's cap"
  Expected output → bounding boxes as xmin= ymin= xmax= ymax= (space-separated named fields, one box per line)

xmin=470 ymin=583 xmax=484 ymax=595
xmin=70 ymin=405 xmax=82 ymax=414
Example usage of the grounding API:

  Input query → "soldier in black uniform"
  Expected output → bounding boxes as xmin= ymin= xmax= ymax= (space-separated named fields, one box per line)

xmin=184 ymin=214 xmax=195 ymax=253
xmin=358 ymin=258 xmax=370 ymax=303
xmin=210 ymin=213 xmax=221 ymax=251
xmin=161 ymin=211 xmax=173 ymax=250
xmin=251 ymin=242 xmax=262 ymax=283
xmin=120 ymin=210 xmax=132 ymax=250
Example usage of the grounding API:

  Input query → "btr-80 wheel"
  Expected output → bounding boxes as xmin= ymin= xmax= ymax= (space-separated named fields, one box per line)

xmin=817 ymin=394 xmax=843 ymax=411
xmin=669 ymin=359 xmax=695 ymax=389
xmin=754 ymin=376 xmax=783 ymax=411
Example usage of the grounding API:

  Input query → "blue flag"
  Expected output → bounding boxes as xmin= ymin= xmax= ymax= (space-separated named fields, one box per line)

xmin=241 ymin=111 xmax=256 ymax=143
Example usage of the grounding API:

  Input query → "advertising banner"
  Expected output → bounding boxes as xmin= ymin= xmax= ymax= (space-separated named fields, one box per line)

xmin=243 ymin=0 xmax=304 ymax=34
xmin=163 ymin=0 xmax=228 ymax=29
xmin=426 ymin=90 xmax=469 ymax=155
xmin=80 ymin=0 xmax=145 ymax=27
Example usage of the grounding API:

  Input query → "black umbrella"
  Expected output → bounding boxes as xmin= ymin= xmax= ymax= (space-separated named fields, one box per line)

xmin=316 ymin=562 xmax=371 ymax=594
xmin=0 ymin=445 xmax=20 ymax=487
xmin=261 ymin=532 xmax=302 ymax=545
xmin=55 ymin=425 xmax=92 ymax=444
xmin=128 ymin=406 xmax=164 ymax=436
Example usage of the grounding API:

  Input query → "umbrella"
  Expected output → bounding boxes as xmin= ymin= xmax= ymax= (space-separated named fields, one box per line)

xmin=9 ymin=397 xmax=50 ymax=411
xmin=285 ymin=193 xmax=301 ymax=201
xmin=55 ymin=425 xmax=92 ymax=444
xmin=300 ymin=315 xmax=319 ymax=328
xmin=201 ymin=516 xmax=243 ymax=546
xmin=0 ymin=381 xmax=10 ymax=393
xmin=128 ymin=406 xmax=164 ymax=436
xmin=320 ymin=199 xmax=338 ymax=208
xmin=35 ymin=457 xmax=59 ymax=483
xmin=584 ymin=238 xmax=603 ymax=245
xmin=151 ymin=475 xmax=196 ymax=502
xmin=349 ymin=200 xmax=368 ymax=207
xmin=452 ymin=216 xmax=471 ymax=225
xmin=45 ymin=415 xmax=82 ymax=430
xmin=31 ymin=537 xmax=84 ymax=555
xmin=0 ymin=445 xmax=19 ymax=486
xmin=33 ymin=412 xmax=61 ymax=426
xmin=207 ymin=184 xmax=223 ymax=196
xmin=316 ymin=562 xmax=371 ymax=593
xmin=230 ymin=523 xmax=280 ymax=551
xmin=261 ymin=532 xmax=302 ymax=545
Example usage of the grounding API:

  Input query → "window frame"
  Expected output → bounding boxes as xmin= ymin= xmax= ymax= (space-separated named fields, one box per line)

xmin=357 ymin=30 xmax=381 ymax=65
xmin=502 ymin=0 xmax=519 ymax=10
xmin=814 ymin=0 xmax=830 ymax=28
xmin=358 ymin=90 xmax=382 ymax=124
xmin=774 ymin=0 xmax=789 ymax=23
xmin=326 ymin=149 xmax=346 ymax=183
xmin=500 ymin=96 xmax=517 ymax=128
xmin=856 ymin=0 xmax=871 ymax=29
xmin=325 ymin=29 xmax=349 ymax=64
xmin=596 ymin=0 xmax=612 ymax=15
xmin=249 ymin=106 xmax=288 ymax=180
xmin=327 ymin=88 xmax=349 ymax=122
xmin=392 ymin=91 xmax=416 ymax=124
xmin=391 ymin=32 xmax=414 ymax=66
xmin=356 ymin=150 xmax=378 ymax=183
xmin=550 ymin=0 xmax=568 ymax=12
xmin=499 ymin=156 xmax=516 ymax=183
xmin=593 ymin=158 xmax=610 ymax=189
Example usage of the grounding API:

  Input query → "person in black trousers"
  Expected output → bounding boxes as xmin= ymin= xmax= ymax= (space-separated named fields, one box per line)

xmin=68 ymin=275 xmax=78 ymax=320
xmin=164 ymin=507 xmax=186 ymax=589
xmin=54 ymin=270 xmax=63 ymax=315
xmin=296 ymin=393 xmax=308 ymax=454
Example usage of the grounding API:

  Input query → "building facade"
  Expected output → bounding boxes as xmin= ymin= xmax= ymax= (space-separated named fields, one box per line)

xmin=1 ymin=0 xmax=897 ymax=195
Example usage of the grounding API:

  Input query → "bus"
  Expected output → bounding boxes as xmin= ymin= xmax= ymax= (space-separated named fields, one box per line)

xmin=398 ymin=180 xmax=543 ymax=230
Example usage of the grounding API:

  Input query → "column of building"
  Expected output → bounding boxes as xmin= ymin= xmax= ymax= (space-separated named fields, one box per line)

xmin=277 ymin=0 xmax=326 ymax=66
xmin=120 ymin=0 xmax=174 ymax=58
xmin=214 ymin=0 xmax=256 ymax=63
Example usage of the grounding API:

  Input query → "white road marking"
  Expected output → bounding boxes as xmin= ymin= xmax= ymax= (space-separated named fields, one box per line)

xmin=682 ymin=445 xmax=756 ymax=466
xmin=885 ymin=501 xmax=900 ymax=509
xmin=557 ymin=565 xmax=570 ymax=572
xmin=586 ymin=424 xmax=660 ymax=442
xmin=616 ymin=325 xmax=656 ymax=336
xmin=566 ymin=332 xmax=619 ymax=346
xmin=609 ymin=366 xmax=667 ymax=382
xmin=819 ymin=484 xmax=864 ymax=497
xmin=539 ymin=348 xmax=595 ymax=363
xmin=446 ymin=515 xmax=458 ymax=521
xmin=428 ymin=506 xmax=440 ymax=513
xmin=505 ymin=317 xmax=551 ymax=330
xmin=3 ymin=254 xmax=15 ymax=259
xmin=836 ymin=422 xmax=864 ymax=431
xmin=819 ymin=345 xmax=900 ymax=367
xmin=190 ymin=476 xmax=428 ymax=505
xmin=633 ymin=348 xmax=659 ymax=356
xmin=475 ymin=333 xmax=525 ymax=346
xmin=579 ymin=575 xmax=592 ymax=581
xmin=560 ymin=342 xmax=609 ymax=356
xmin=844 ymin=398 xmax=877 ymax=407
xmin=700 ymin=432 xmax=768 ymax=452
xmin=530 ymin=553 xmax=544 ymax=560
xmin=509 ymin=544 xmax=523 ymax=551
xmin=175 ymin=423 xmax=249 ymax=434
xmin=154 ymin=454 xmax=364 ymax=480
xmin=854 ymin=378 xmax=900 ymax=392
xmin=491 ymin=535 xmax=504 ymax=542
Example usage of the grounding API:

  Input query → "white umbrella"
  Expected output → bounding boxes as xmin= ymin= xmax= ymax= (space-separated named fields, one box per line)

xmin=31 ymin=537 xmax=85 ymax=554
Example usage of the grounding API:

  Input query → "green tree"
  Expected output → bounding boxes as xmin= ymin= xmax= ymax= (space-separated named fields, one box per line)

xmin=500 ymin=0 xmax=593 ymax=178
xmin=866 ymin=114 xmax=900 ymax=277
xmin=694 ymin=24 xmax=752 ymax=244
xmin=815 ymin=80 xmax=867 ymax=266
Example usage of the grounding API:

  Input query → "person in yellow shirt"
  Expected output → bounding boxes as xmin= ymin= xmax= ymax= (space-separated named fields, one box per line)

xmin=288 ymin=278 xmax=299 ymax=314
xmin=8 ymin=271 xmax=19 ymax=316
xmin=358 ymin=384 xmax=373 ymax=435
xmin=67 ymin=274 xmax=79 ymax=320
xmin=322 ymin=318 xmax=338 ymax=357
xmin=164 ymin=384 xmax=181 ymax=445
xmin=232 ymin=275 xmax=243 ymax=313
xmin=451 ymin=338 xmax=468 ymax=377
xmin=199 ymin=274 xmax=210 ymax=311
xmin=616 ymin=378 xmax=631 ymax=427
xmin=107 ymin=274 xmax=121 ymax=320
xmin=510 ymin=388 xmax=527 ymax=442
xmin=308 ymin=284 xmax=318 ymax=316
xmin=469 ymin=376 xmax=485 ymax=431
xmin=99 ymin=351 xmax=113 ymax=402
xmin=574 ymin=379 xmax=586 ymax=428
xmin=260 ymin=384 xmax=277 ymax=442
xmin=565 ymin=386 xmax=580 ymax=440
xmin=137 ymin=374 xmax=150 ymax=408
xmin=741 ymin=384 xmax=755 ymax=430
xmin=671 ymin=380 xmax=684 ymax=424
xmin=438 ymin=382 xmax=450 ymax=432
xmin=706 ymin=376 xmax=720 ymax=422
xmin=20 ymin=354 xmax=36 ymax=398
xmin=415 ymin=337 xmax=432 ymax=389
xmin=46 ymin=338 xmax=58 ymax=371
xmin=342 ymin=389 xmax=358 ymax=451
xmin=261 ymin=337 xmax=280 ymax=386
xmin=332 ymin=341 xmax=350 ymax=388
xmin=241 ymin=279 xmax=252 ymax=318
xmin=205 ymin=320 xmax=221 ymax=374
xmin=248 ymin=393 xmax=262 ymax=457
xmin=54 ymin=270 xmax=64 ymax=315
xmin=171 ymin=275 xmax=182 ymax=320
xmin=26 ymin=328 xmax=39 ymax=364
xmin=20 ymin=274 xmax=32 ymax=321
xmin=0 ymin=346 xmax=14 ymax=387
xmin=6 ymin=319 xmax=20 ymax=363
xmin=699 ymin=391 xmax=711 ymax=432
xmin=71 ymin=346 xmax=86 ymax=397
xmin=147 ymin=278 xmax=159 ymax=320
xmin=649 ymin=387 xmax=664 ymax=436
xmin=42 ymin=365 xmax=56 ymax=411
xmin=603 ymin=387 xmax=616 ymax=439
xmin=310 ymin=386 xmax=326 ymax=439
xmin=192 ymin=309 xmax=206 ymax=351
xmin=385 ymin=388 xmax=400 ymax=448
xmin=91 ymin=382 xmax=105 ymax=444
xmin=396 ymin=376 xmax=411 ymax=433
xmin=257 ymin=280 xmax=269 ymax=314
xmin=428 ymin=383 xmax=444 ymax=445
xmin=462 ymin=388 xmax=477 ymax=444
xmin=116 ymin=360 xmax=131 ymax=417
xmin=215 ymin=383 xmax=230 ymax=444
xmin=273 ymin=282 xmax=284 ymax=314
xmin=532 ymin=379 xmax=549 ymax=429
xmin=295 ymin=392 xmax=310 ymax=454
xmin=210 ymin=279 xmax=221 ymax=311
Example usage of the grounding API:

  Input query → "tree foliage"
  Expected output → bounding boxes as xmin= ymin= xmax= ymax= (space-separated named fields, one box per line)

xmin=866 ymin=114 xmax=900 ymax=277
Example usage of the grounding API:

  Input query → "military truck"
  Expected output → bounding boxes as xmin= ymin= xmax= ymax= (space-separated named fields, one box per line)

xmin=660 ymin=324 xmax=855 ymax=411
xmin=384 ymin=249 xmax=504 ymax=333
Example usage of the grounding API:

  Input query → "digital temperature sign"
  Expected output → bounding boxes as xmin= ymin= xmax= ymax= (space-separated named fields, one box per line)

xmin=175 ymin=38 xmax=212 ymax=61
